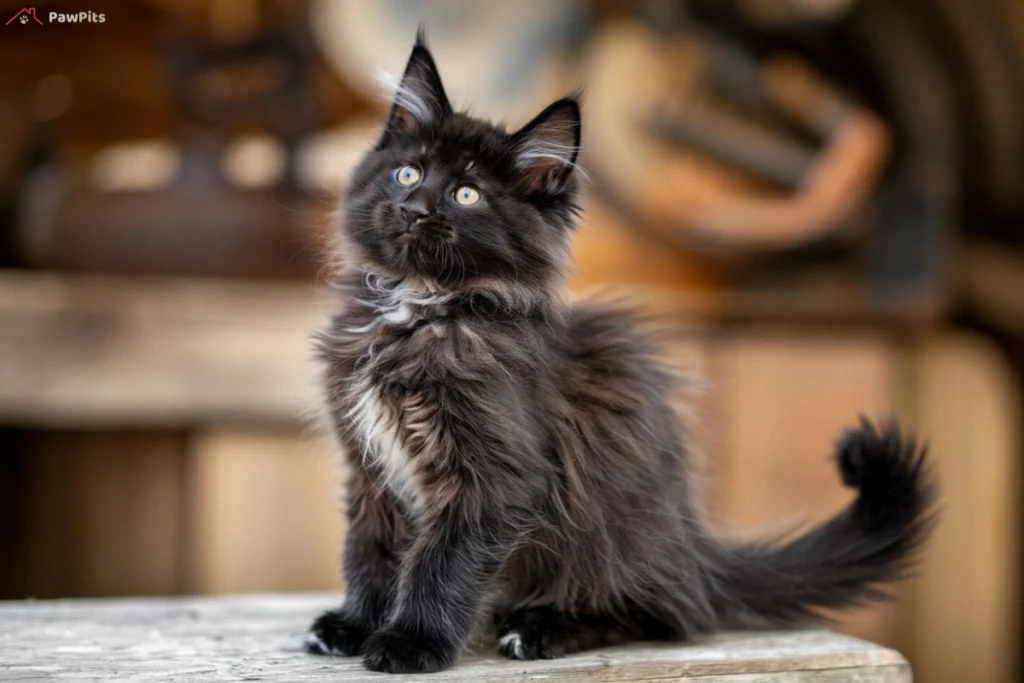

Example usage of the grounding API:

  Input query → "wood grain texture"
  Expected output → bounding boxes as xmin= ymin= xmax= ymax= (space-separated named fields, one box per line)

xmin=0 ymin=594 xmax=910 ymax=682
xmin=7 ymin=431 xmax=187 ymax=599
xmin=0 ymin=271 xmax=327 ymax=427
xmin=0 ymin=267 xmax=918 ymax=429
xmin=186 ymin=430 xmax=344 ymax=594
xmin=0 ymin=270 xmax=716 ymax=427
xmin=899 ymin=333 xmax=1021 ymax=683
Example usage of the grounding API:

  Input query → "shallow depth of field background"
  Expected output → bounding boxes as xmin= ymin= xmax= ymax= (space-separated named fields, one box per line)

xmin=0 ymin=2 xmax=1022 ymax=682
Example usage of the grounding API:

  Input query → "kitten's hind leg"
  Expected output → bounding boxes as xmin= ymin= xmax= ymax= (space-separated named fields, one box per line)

xmin=498 ymin=605 xmax=669 ymax=660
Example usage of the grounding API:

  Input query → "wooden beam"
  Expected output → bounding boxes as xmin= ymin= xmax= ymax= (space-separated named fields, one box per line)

xmin=0 ymin=270 xmax=714 ymax=427
xmin=0 ymin=271 xmax=327 ymax=427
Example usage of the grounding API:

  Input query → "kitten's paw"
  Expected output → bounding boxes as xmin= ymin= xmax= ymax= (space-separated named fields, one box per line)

xmin=362 ymin=627 xmax=453 ymax=674
xmin=303 ymin=608 xmax=369 ymax=657
xmin=498 ymin=608 xmax=579 ymax=660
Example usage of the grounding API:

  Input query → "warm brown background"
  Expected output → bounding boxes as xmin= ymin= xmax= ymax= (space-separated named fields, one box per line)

xmin=1 ymin=3 xmax=1022 ymax=683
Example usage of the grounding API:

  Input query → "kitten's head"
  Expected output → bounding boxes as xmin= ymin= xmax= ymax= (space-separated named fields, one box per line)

xmin=342 ymin=31 xmax=581 ymax=290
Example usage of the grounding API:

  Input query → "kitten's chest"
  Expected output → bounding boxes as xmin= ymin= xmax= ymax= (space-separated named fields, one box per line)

xmin=334 ymin=307 xmax=448 ymax=516
xmin=347 ymin=376 xmax=429 ymax=515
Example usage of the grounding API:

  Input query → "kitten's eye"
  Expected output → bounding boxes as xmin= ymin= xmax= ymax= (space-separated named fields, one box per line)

xmin=395 ymin=165 xmax=421 ymax=186
xmin=454 ymin=186 xmax=480 ymax=206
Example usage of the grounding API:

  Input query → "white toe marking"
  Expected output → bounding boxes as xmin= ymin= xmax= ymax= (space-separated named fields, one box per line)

xmin=500 ymin=632 xmax=525 ymax=660
xmin=304 ymin=634 xmax=329 ymax=655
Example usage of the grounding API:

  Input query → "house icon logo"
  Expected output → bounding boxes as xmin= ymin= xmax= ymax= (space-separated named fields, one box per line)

xmin=6 ymin=7 xmax=44 ymax=26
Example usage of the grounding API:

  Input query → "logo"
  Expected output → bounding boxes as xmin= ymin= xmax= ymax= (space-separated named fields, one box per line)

xmin=4 ymin=7 xmax=106 ymax=25
xmin=6 ymin=7 xmax=44 ymax=25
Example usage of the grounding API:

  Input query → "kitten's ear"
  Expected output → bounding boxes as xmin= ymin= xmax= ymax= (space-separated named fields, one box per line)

xmin=382 ymin=29 xmax=452 ymax=139
xmin=510 ymin=97 xmax=581 ymax=196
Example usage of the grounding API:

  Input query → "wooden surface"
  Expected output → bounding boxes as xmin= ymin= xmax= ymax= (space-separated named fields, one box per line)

xmin=0 ymin=594 xmax=911 ymax=682
xmin=0 ymin=271 xmax=326 ymax=427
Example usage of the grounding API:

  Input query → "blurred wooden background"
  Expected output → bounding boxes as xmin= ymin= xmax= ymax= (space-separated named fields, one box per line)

xmin=2 ymin=3 xmax=1024 ymax=683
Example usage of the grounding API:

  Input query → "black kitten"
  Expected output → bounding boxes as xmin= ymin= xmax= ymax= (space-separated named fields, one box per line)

xmin=303 ymin=31 xmax=935 ymax=674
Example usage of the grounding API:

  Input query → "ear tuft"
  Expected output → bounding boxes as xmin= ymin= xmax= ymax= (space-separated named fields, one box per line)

xmin=511 ymin=97 xmax=582 ymax=196
xmin=382 ymin=30 xmax=451 ymax=140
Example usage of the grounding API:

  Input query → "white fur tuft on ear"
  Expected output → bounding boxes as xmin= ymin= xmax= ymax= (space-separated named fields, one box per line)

xmin=378 ymin=69 xmax=440 ymax=127
xmin=511 ymin=98 xmax=582 ymax=195
xmin=394 ymin=78 xmax=440 ymax=127
xmin=515 ymin=138 xmax=580 ymax=171
xmin=381 ymin=34 xmax=452 ymax=139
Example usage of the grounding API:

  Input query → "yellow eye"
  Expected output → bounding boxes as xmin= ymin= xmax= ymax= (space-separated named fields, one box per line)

xmin=454 ymin=186 xmax=480 ymax=206
xmin=396 ymin=165 xmax=421 ymax=185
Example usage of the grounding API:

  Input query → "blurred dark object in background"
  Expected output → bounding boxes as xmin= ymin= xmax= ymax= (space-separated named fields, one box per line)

xmin=0 ymin=95 xmax=37 ymax=268
xmin=2 ymin=0 xmax=1022 ymax=288
xmin=585 ymin=0 xmax=1024 ymax=321
xmin=7 ymin=2 xmax=324 ymax=278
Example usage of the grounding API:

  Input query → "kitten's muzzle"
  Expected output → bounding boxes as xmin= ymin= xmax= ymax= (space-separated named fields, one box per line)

xmin=396 ymin=199 xmax=452 ymax=242
xmin=399 ymin=202 xmax=432 ymax=232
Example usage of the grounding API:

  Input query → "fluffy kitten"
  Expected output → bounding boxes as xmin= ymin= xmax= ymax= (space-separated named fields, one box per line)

xmin=303 ymin=32 xmax=935 ymax=674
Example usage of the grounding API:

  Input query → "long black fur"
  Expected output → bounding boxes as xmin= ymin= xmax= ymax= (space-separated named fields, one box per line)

xmin=303 ymin=32 xmax=936 ymax=674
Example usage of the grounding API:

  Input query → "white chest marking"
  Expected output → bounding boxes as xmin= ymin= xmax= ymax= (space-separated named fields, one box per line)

xmin=343 ymin=277 xmax=452 ymax=335
xmin=349 ymin=387 xmax=424 ymax=515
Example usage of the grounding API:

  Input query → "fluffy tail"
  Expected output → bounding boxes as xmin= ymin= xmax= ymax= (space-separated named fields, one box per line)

xmin=710 ymin=418 xmax=937 ymax=625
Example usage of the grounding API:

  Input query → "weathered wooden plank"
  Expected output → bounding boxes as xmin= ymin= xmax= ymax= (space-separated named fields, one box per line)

xmin=0 ymin=594 xmax=910 ymax=682
xmin=0 ymin=271 xmax=711 ymax=428
xmin=0 ymin=271 xmax=327 ymax=427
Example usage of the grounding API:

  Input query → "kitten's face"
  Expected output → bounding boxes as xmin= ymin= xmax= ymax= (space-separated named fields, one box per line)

xmin=343 ymin=35 xmax=581 ymax=288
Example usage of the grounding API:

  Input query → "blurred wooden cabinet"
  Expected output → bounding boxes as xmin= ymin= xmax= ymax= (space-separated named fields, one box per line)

xmin=186 ymin=429 xmax=343 ymax=594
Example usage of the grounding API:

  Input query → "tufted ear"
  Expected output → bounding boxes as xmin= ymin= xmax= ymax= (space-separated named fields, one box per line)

xmin=510 ymin=97 xmax=581 ymax=196
xmin=381 ymin=29 xmax=452 ymax=141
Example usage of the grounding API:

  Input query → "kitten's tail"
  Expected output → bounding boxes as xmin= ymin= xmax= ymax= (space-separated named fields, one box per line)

xmin=708 ymin=418 xmax=937 ymax=626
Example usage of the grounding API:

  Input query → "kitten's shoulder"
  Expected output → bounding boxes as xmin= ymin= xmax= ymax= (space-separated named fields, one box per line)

xmin=565 ymin=297 xmax=662 ymax=352
xmin=562 ymin=297 xmax=694 ymax=406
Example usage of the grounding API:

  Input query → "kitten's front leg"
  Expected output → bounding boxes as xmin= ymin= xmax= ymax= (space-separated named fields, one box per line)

xmin=362 ymin=505 xmax=520 ymax=673
xmin=306 ymin=470 xmax=403 ymax=656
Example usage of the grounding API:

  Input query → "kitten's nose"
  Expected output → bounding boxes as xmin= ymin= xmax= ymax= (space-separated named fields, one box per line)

xmin=399 ymin=202 xmax=430 ymax=228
